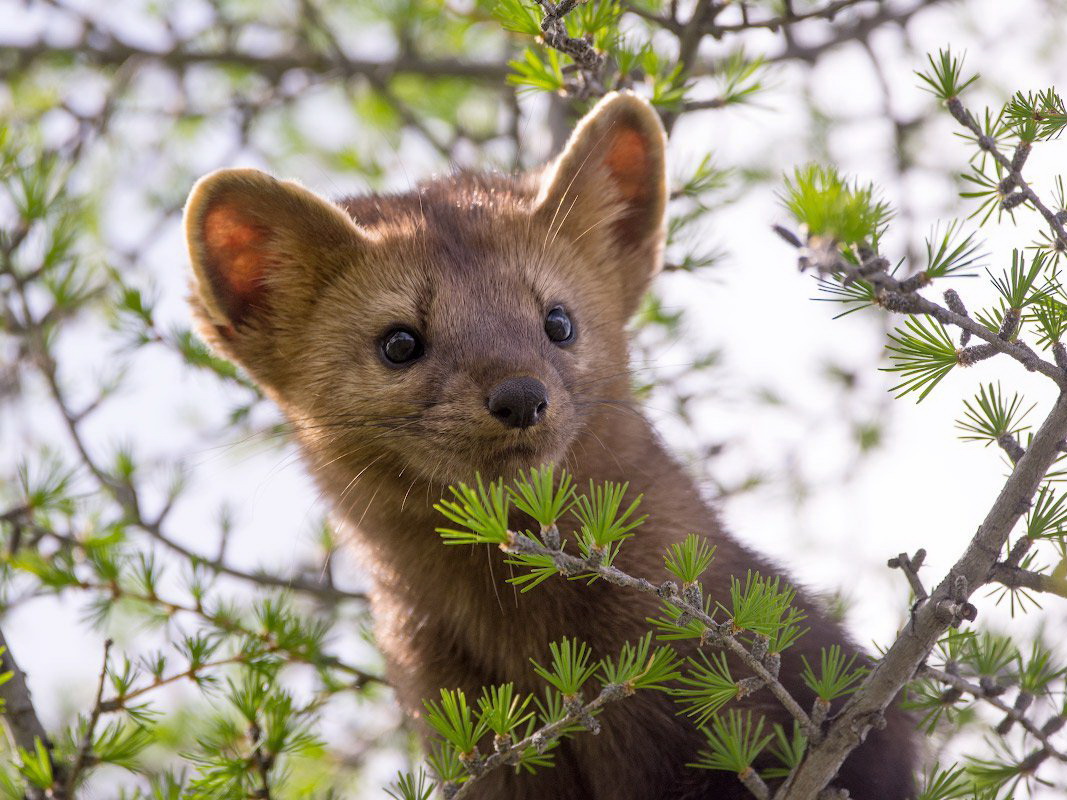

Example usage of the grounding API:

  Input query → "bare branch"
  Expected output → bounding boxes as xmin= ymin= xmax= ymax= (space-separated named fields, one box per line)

xmin=887 ymin=549 xmax=928 ymax=602
xmin=662 ymin=0 xmax=717 ymax=133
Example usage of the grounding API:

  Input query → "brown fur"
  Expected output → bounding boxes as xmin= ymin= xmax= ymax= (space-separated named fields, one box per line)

xmin=183 ymin=93 xmax=917 ymax=799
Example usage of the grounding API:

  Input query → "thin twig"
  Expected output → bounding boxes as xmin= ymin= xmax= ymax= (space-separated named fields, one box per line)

xmin=706 ymin=0 xmax=873 ymax=35
xmin=504 ymin=533 xmax=816 ymax=737
xmin=945 ymin=98 xmax=1067 ymax=250
xmin=765 ymin=1 xmax=944 ymax=65
xmin=887 ymin=549 xmax=928 ymax=602
xmin=66 ymin=639 xmax=113 ymax=793
xmin=65 ymin=576 xmax=384 ymax=691
xmin=778 ymin=238 xmax=1067 ymax=389
xmin=989 ymin=563 xmax=1067 ymax=600
xmin=450 ymin=683 xmax=625 ymax=800
xmin=920 ymin=663 xmax=1067 ymax=762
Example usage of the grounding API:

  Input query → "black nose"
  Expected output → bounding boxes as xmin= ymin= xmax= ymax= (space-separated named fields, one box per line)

xmin=487 ymin=377 xmax=549 ymax=429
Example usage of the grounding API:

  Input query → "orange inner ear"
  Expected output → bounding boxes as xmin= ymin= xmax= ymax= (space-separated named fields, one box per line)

xmin=201 ymin=203 xmax=272 ymax=326
xmin=602 ymin=127 xmax=658 ymax=247
xmin=604 ymin=128 xmax=650 ymax=204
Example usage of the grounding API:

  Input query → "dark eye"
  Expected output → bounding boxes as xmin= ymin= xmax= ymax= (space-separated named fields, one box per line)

xmin=380 ymin=328 xmax=424 ymax=365
xmin=544 ymin=306 xmax=574 ymax=345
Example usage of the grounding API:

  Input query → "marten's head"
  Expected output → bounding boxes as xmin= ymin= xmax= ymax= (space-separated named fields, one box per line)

xmin=184 ymin=92 xmax=667 ymax=487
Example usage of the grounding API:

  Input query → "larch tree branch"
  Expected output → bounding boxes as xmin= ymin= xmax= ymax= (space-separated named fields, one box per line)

xmin=777 ymin=388 xmax=1067 ymax=798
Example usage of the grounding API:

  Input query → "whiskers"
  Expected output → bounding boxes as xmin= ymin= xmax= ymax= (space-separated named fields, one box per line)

xmin=538 ymin=120 xmax=621 ymax=260
xmin=572 ymin=396 xmax=645 ymax=423
xmin=207 ymin=412 xmax=425 ymax=466
xmin=281 ymin=412 xmax=425 ymax=439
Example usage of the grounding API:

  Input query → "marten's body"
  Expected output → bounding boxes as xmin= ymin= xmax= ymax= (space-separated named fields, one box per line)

xmin=183 ymin=93 xmax=917 ymax=798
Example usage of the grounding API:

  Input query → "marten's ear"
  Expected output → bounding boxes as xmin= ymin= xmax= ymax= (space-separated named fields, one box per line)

xmin=184 ymin=168 xmax=367 ymax=358
xmin=535 ymin=92 xmax=667 ymax=311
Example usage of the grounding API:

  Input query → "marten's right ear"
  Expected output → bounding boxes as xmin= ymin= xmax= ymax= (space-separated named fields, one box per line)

xmin=535 ymin=92 xmax=667 ymax=315
xmin=184 ymin=168 xmax=367 ymax=355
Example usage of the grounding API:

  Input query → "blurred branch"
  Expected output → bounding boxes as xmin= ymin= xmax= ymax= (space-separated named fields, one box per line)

xmin=679 ymin=96 xmax=728 ymax=112
xmin=250 ymin=721 xmax=276 ymax=800
xmin=0 ymin=627 xmax=51 ymax=752
xmin=42 ymin=344 xmax=364 ymax=603
xmin=65 ymin=639 xmax=112 ymax=794
xmin=766 ymin=0 xmax=945 ymax=64
xmin=706 ymin=0 xmax=879 ymax=34
xmin=0 ymin=626 xmax=62 ymax=798
xmin=661 ymin=0 xmax=716 ymax=132
xmin=1 ymin=512 xmax=384 ymax=691
xmin=17 ymin=294 xmax=364 ymax=603
xmin=70 ymin=572 xmax=383 ymax=692
xmin=0 ymin=40 xmax=508 ymax=85
xmin=620 ymin=2 xmax=682 ymax=33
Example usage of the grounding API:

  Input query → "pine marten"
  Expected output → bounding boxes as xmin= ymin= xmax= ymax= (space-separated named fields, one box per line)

xmin=182 ymin=92 xmax=917 ymax=799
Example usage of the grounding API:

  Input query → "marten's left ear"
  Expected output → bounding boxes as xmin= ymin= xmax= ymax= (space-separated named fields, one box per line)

xmin=535 ymin=91 xmax=667 ymax=312
xmin=183 ymin=168 xmax=369 ymax=380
